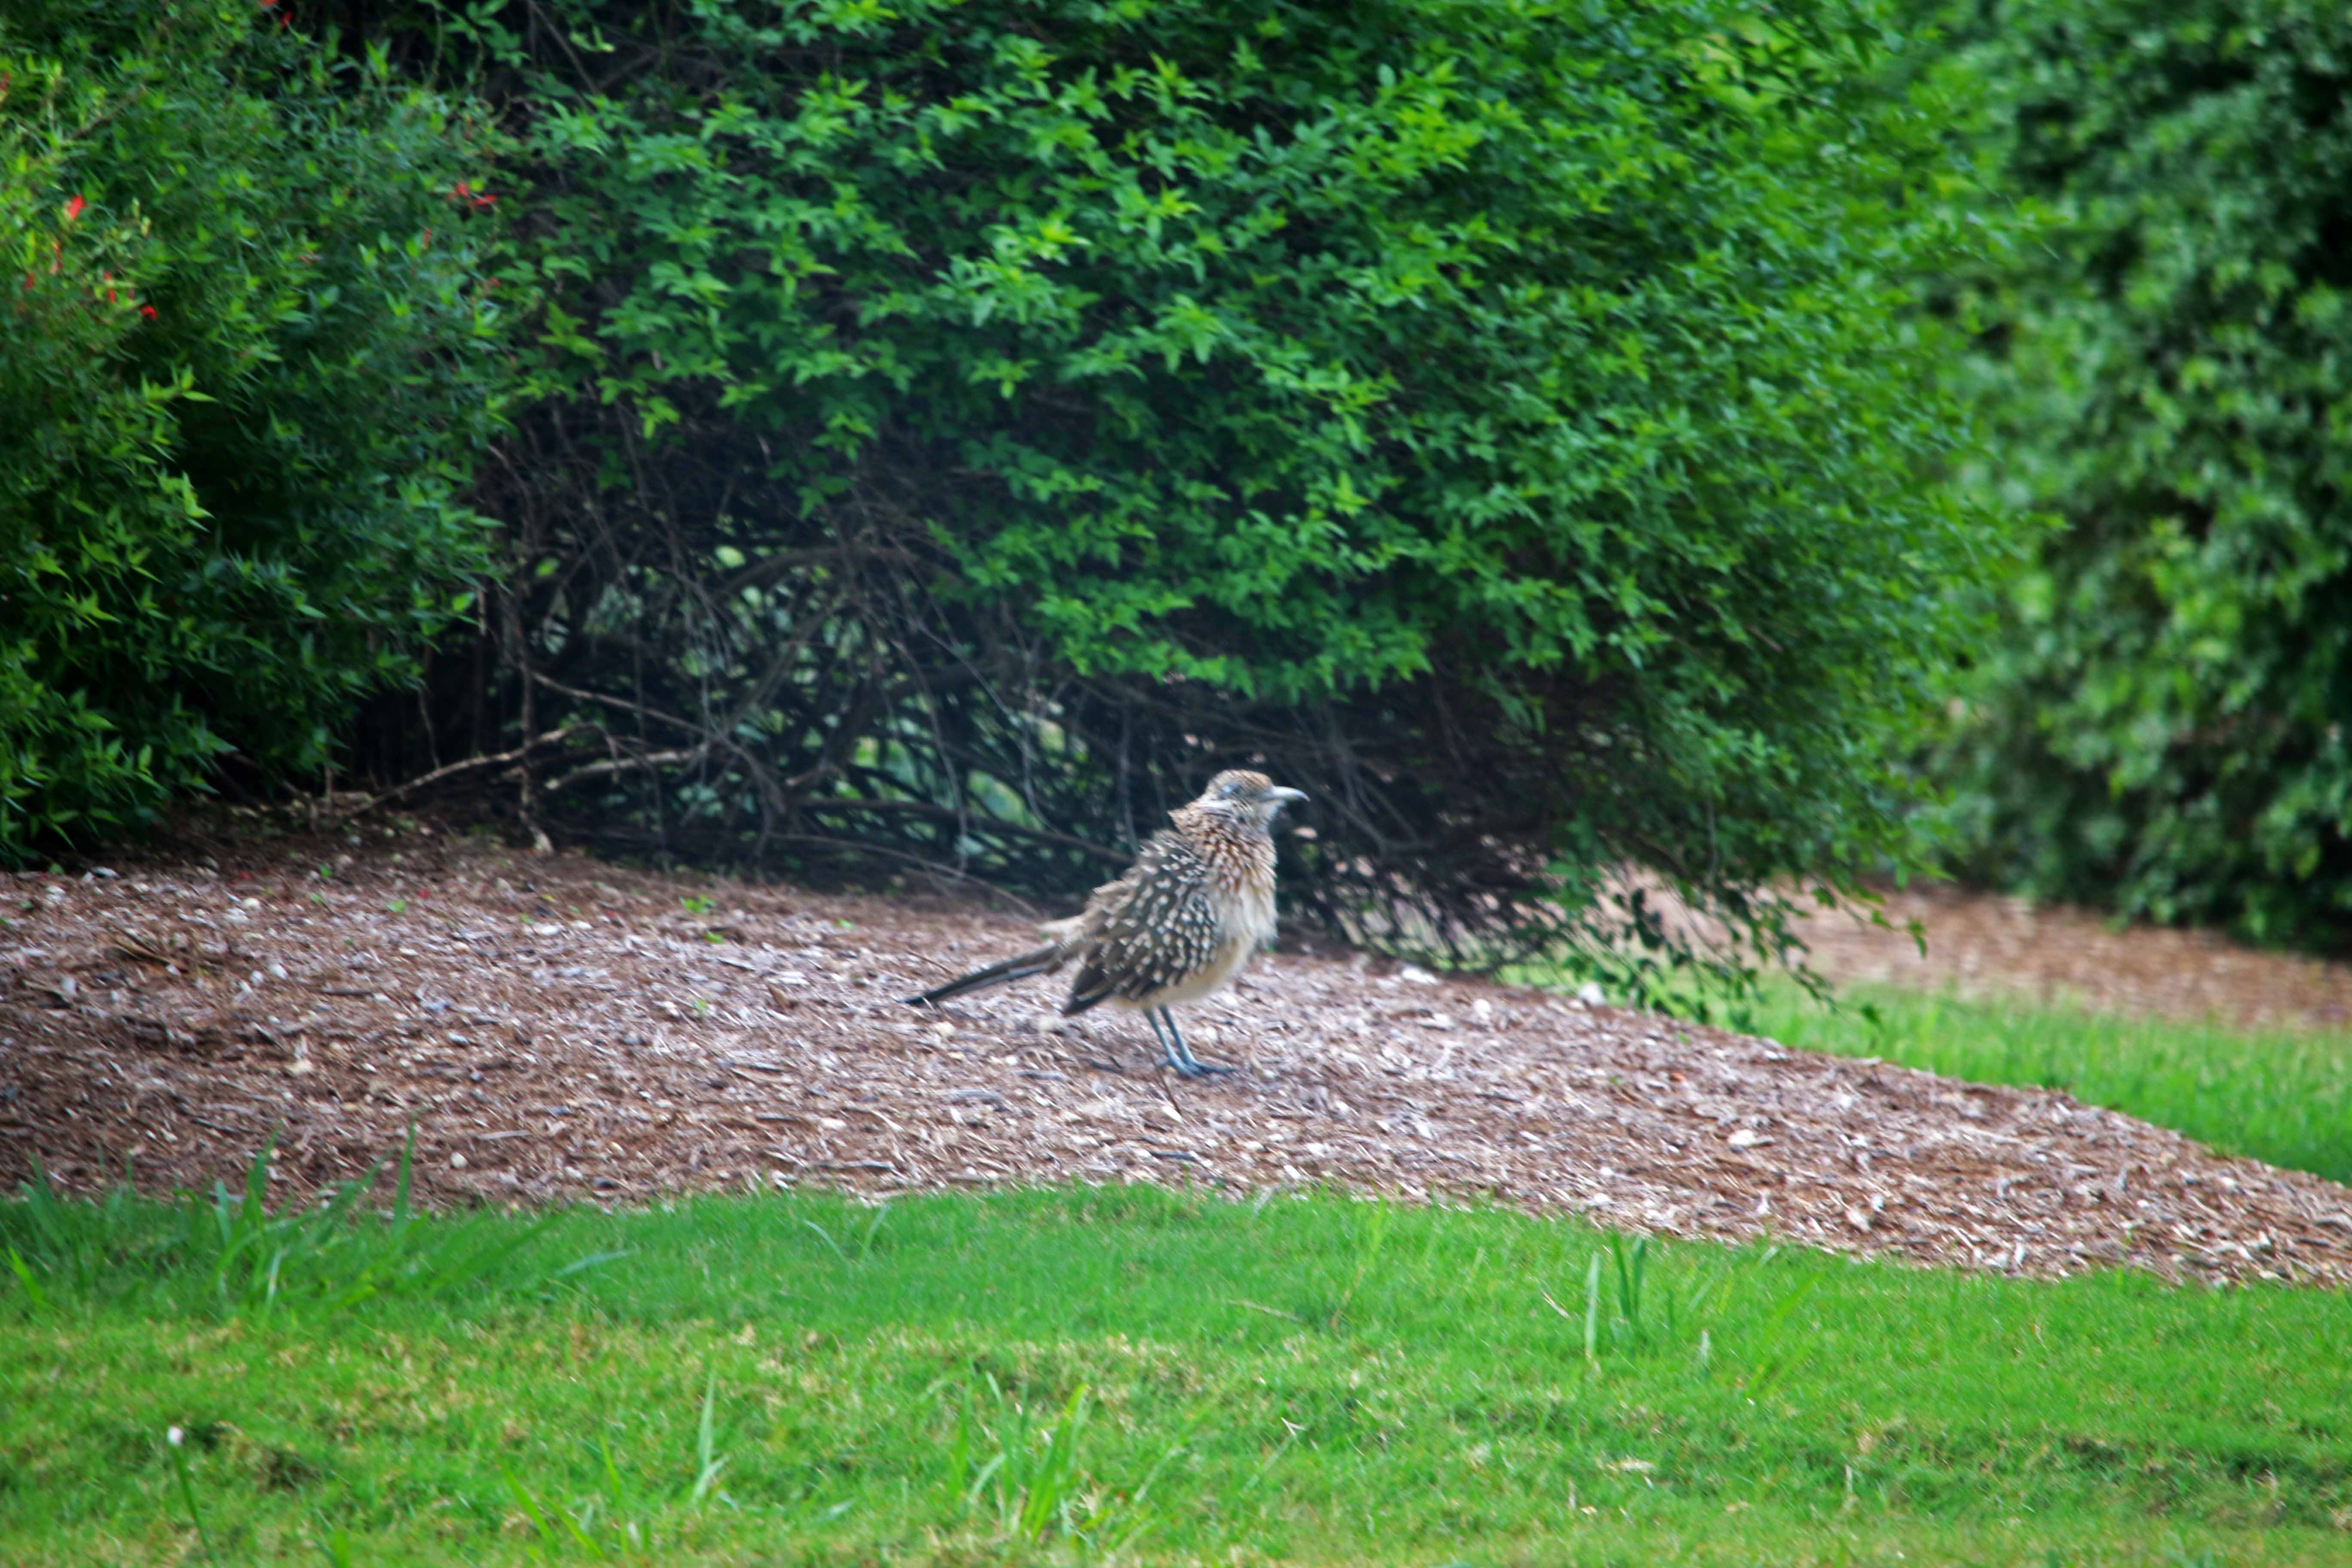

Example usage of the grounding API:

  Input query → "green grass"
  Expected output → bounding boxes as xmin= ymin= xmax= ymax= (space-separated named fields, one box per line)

xmin=6 ymin=1173 xmax=2352 ymax=1565
xmin=1740 ymin=982 xmax=2352 ymax=1185
xmin=7 ymin=986 xmax=2349 ymax=1564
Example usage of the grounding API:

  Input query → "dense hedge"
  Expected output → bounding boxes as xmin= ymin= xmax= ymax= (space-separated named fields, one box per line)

xmin=1932 ymin=0 xmax=2352 ymax=949
xmin=0 ymin=0 xmax=506 ymax=858
xmin=370 ymin=0 xmax=1993 ymax=995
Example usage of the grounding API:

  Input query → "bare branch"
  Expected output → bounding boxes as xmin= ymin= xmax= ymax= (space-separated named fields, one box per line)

xmin=340 ymin=726 xmax=588 ymax=820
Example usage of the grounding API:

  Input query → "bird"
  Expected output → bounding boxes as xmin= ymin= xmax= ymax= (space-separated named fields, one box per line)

xmin=903 ymin=769 xmax=1307 ymax=1076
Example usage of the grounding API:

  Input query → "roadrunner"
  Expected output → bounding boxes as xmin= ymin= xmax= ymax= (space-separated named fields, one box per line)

xmin=904 ymin=770 xmax=1306 ymax=1076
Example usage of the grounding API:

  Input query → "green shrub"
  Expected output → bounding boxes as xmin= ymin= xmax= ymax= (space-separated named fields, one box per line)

xmin=0 ymin=0 xmax=508 ymax=859
xmin=1929 ymin=0 xmax=2352 ymax=948
xmin=406 ymin=0 xmax=1994 ymax=999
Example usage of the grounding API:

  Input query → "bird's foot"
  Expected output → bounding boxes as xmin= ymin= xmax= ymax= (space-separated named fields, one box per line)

xmin=1147 ymin=1009 xmax=1232 ymax=1078
xmin=1164 ymin=1052 xmax=1234 ymax=1079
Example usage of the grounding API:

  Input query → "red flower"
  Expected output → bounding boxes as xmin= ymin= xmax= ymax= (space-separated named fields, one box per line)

xmin=63 ymin=194 xmax=84 ymax=221
xmin=141 ymin=304 xmax=158 ymax=319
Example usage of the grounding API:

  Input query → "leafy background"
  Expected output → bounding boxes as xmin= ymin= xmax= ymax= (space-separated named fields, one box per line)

xmin=1928 ymin=0 xmax=2352 ymax=949
xmin=355 ymin=0 xmax=1993 ymax=1006
xmin=7 ymin=0 xmax=2348 ymax=983
xmin=0 ymin=0 xmax=505 ymax=858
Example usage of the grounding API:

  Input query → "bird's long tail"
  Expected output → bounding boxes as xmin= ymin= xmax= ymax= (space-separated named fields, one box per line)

xmin=902 ymin=944 xmax=1062 ymax=1007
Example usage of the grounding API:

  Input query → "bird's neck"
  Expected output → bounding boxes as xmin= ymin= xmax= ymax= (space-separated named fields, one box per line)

xmin=1171 ymin=805 xmax=1277 ymax=894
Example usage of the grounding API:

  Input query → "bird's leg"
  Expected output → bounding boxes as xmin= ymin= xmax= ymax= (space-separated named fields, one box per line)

xmin=1155 ymin=1007 xmax=1230 ymax=1078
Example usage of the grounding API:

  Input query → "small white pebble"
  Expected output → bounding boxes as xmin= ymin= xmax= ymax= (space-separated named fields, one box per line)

xmin=1575 ymin=981 xmax=1606 ymax=1008
xmin=249 ymin=970 xmax=265 ymax=987
xmin=1727 ymin=1128 xmax=1764 ymax=1149
xmin=1399 ymin=965 xmax=1439 ymax=985
xmin=167 ymin=1426 xmax=184 ymax=1447
xmin=267 ymin=962 xmax=288 ymax=980
xmin=449 ymin=1152 xmax=467 ymax=1170
xmin=242 ymin=896 xmax=262 ymax=909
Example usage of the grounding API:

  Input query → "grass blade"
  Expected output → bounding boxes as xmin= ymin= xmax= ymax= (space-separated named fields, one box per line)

xmin=6 ymin=1245 xmax=50 ymax=1314
xmin=388 ymin=1125 xmax=417 ymax=1249
xmin=1327 ymin=1200 xmax=1391 ymax=1329
xmin=1582 ymin=1251 xmax=1603 ymax=1361
xmin=501 ymin=1463 xmax=560 ymax=1545
xmin=1014 ymin=1383 xmax=1090 ymax=1538
xmin=551 ymin=1247 xmax=631 ymax=1283
xmin=167 ymin=1427 xmax=220 ymax=1566
xmin=858 ymin=1202 xmax=890 ymax=1259
xmin=800 ymin=1219 xmax=848 ymax=1264
xmin=689 ymin=1368 xmax=728 ymax=1504
xmin=963 ymin=1450 xmax=1006 ymax=1512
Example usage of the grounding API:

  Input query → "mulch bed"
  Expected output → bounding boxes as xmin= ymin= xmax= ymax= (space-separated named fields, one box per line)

xmin=1793 ymin=882 xmax=2352 ymax=1037
xmin=4 ymin=824 xmax=2349 ymax=1288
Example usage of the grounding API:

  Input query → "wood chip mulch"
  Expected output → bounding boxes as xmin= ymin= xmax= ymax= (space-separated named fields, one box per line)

xmin=1793 ymin=881 xmax=2352 ymax=1037
xmin=4 ymin=829 xmax=2349 ymax=1289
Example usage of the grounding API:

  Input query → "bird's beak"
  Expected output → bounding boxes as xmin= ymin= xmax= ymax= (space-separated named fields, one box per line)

xmin=1269 ymin=787 xmax=1308 ymax=806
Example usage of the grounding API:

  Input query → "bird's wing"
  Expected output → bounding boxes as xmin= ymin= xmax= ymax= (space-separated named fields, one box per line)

xmin=1033 ymin=870 xmax=1128 ymax=952
xmin=1062 ymin=830 xmax=1220 ymax=1012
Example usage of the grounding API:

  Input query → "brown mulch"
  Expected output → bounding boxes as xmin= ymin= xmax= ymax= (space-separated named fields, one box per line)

xmin=1793 ymin=882 xmax=2352 ymax=1037
xmin=3 ymin=826 xmax=2349 ymax=1289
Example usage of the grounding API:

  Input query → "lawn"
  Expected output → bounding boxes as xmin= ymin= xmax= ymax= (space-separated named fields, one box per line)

xmin=1741 ymin=983 xmax=2352 ymax=1187
xmin=5 ymin=1150 xmax=2350 ymax=1565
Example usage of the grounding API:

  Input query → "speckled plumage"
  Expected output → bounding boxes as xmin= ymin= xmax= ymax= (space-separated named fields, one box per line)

xmin=904 ymin=769 xmax=1304 ymax=1075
